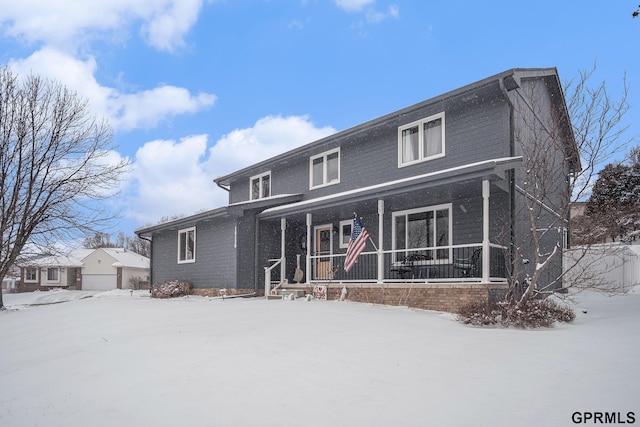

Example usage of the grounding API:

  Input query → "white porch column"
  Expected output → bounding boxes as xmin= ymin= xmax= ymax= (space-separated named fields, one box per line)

xmin=305 ymin=213 xmax=312 ymax=285
xmin=280 ymin=218 xmax=286 ymax=282
xmin=377 ymin=200 xmax=384 ymax=284
xmin=482 ymin=180 xmax=490 ymax=283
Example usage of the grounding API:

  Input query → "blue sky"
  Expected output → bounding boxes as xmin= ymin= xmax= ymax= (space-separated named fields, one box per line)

xmin=0 ymin=1 xmax=637 ymax=237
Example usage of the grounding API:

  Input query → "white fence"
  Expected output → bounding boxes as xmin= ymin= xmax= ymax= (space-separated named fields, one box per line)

xmin=563 ymin=243 xmax=640 ymax=292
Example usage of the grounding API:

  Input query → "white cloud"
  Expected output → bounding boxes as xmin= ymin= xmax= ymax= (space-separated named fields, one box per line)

xmin=139 ymin=1 xmax=203 ymax=52
xmin=366 ymin=5 xmax=399 ymax=23
xmin=8 ymin=48 xmax=216 ymax=132
xmin=0 ymin=0 xmax=204 ymax=52
xmin=125 ymin=115 xmax=336 ymax=225
xmin=335 ymin=0 xmax=375 ymax=13
xmin=126 ymin=135 xmax=216 ymax=224
xmin=112 ymin=86 xmax=216 ymax=132
xmin=206 ymin=115 xmax=336 ymax=178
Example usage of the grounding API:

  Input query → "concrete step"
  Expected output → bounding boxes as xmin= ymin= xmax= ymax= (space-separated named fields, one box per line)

xmin=266 ymin=289 xmax=306 ymax=300
xmin=277 ymin=289 xmax=305 ymax=299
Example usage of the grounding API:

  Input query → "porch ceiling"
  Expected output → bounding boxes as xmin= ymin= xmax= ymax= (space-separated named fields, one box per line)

xmin=258 ymin=157 xmax=521 ymax=219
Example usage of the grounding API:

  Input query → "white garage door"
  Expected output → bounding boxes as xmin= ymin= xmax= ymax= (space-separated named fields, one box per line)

xmin=82 ymin=274 xmax=117 ymax=290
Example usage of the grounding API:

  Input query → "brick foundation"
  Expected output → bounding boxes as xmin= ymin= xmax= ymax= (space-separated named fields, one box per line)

xmin=190 ymin=288 xmax=256 ymax=298
xmin=278 ymin=283 xmax=508 ymax=313
xmin=188 ymin=283 xmax=507 ymax=313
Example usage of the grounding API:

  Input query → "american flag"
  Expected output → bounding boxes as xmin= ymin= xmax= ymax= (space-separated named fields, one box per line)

xmin=344 ymin=216 xmax=370 ymax=272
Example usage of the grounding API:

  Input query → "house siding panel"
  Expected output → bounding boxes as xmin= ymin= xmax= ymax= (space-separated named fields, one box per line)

xmin=151 ymin=218 xmax=238 ymax=289
xmin=227 ymin=91 xmax=511 ymax=206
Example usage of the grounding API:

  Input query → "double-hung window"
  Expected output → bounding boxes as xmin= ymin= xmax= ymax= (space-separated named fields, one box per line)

xmin=392 ymin=204 xmax=452 ymax=262
xmin=398 ymin=112 xmax=445 ymax=167
xmin=250 ymin=171 xmax=271 ymax=200
xmin=310 ymin=148 xmax=340 ymax=189
xmin=178 ymin=227 xmax=196 ymax=263
xmin=25 ymin=267 xmax=39 ymax=282
xmin=47 ymin=268 xmax=60 ymax=283
xmin=339 ymin=219 xmax=353 ymax=249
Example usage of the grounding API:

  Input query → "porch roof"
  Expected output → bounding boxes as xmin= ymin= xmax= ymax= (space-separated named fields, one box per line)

xmin=258 ymin=156 xmax=522 ymax=219
xmin=135 ymin=193 xmax=303 ymax=238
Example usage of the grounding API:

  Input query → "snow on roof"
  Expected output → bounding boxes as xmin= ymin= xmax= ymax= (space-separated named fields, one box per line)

xmin=98 ymin=248 xmax=150 ymax=269
xmin=18 ymin=248 xmax=149 ymax=270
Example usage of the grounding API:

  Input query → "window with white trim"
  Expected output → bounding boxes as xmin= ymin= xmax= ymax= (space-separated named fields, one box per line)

xmin=398 ymin=112 xmax=445 ymax=167
xmin=250 ymin=171 xmax=271 ymax=200
xmin=178 ymin=227 xmax=196 ymax=263
xmin=339 ymin=219 xmax=353 ymax=249
xmin=47 ymin=267 xmax=60 ymax=283
xmin=392 ymin=204 xmax=452 ymax=262
xmin=25 ymin=267 xmax=38 ymax=282
xmin=310 ymin=148 xmax=340 ymax=189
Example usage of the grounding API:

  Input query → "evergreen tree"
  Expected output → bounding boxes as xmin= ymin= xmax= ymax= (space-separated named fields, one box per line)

xmin=585 ymin=147 xmax=640 ymax=242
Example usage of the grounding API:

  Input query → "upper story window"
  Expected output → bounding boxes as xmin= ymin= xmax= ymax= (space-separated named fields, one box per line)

xmin=178 ymin=226 xmax=196 ymax=264
xmin=25 ymin=267 xmax=38 ymax=282
xmin=250 ymin=171 xmax=271 ymax=200
xmin=47 ymin=267 xmax=60 ymax=283
xmin=310 ymin=148 xmax=340 ymax=189
xmin=398 ymin=112 xmax=445 ymax=167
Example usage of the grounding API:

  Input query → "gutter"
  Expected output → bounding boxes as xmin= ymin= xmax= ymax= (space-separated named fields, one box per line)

xmin=499 ymin=74 xmax=518 ymax=279
xmin=216 ymin=180 xmax=230 ymax=193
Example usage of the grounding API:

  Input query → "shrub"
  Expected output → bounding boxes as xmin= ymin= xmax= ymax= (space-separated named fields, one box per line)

xmin=151 ymin=280 xmax=192 ymax=298
xmin=456 ymin=301 xmax=499 ymax=326
xmin=457 ymin=297 xmax=575 ymax=328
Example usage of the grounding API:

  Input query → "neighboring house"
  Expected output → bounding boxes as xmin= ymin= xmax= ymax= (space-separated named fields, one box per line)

xmin=17 ymin=248 xmax=149 ymax=292
xmin=80 ymin=248 xmax=150 ymax=291
xmin=17 ymin=250 xmax=90 ymax=292
xmin=136 ymin=68 xmax=578 ymax=312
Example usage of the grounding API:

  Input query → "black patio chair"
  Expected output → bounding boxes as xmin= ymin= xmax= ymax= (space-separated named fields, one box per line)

xmin=453 ymin=248 xmax=482 ymax=278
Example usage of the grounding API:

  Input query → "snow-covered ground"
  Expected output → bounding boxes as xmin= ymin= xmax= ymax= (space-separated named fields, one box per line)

xmin=1 ymin=288 xmax=638 ymax=426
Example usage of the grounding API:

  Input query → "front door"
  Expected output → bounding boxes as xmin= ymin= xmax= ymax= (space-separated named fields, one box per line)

xmin=314 ymin=225 xmax=333 ymax=279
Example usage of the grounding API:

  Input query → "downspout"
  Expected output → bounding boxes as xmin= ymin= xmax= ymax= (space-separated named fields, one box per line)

xmin=216 ymin=217 xmax=258 ymax=299
xmin=216 ymin=178 xmax=258 ymax=298
xmin=499 ymin=76 xmax=517 ymax=281
xmin=216 ymin=180 xmax=230 ymax=193
xmin=253 ymin=214 xmax=261 ymax=296
xmin=138 ymin=234 xmax=153 ymax=293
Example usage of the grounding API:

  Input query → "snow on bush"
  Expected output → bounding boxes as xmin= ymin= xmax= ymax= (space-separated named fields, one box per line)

xmin=150 ymin=280 xmax=192 ymax=298
xmin=457 ymin=297 xmax=575 ymax=328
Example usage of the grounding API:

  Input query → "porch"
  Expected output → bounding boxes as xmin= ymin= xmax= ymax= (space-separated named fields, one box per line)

xmin=256 ymin=161 xmax=520 ymax=311
xmin=265 ymin=243 xmax=508 ymax=295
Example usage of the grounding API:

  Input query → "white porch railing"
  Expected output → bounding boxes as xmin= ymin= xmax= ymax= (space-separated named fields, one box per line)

xmin=264 ymin=257 xmax=284 ymax=297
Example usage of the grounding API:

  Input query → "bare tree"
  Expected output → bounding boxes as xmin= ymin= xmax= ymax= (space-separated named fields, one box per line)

xmin=507 ymin=65 xmax=633 ymax=306
xmin=83 ymin=231 xmax=150 ymax=257
xmin=83 ymin=231 xmax=116 ymax=249
xmin=0 ymin=67 xmax=129 ymax=309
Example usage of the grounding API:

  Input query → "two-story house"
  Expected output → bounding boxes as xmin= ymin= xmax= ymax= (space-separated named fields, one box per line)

xmin=135 ymin=68 xmax=578 ymax=312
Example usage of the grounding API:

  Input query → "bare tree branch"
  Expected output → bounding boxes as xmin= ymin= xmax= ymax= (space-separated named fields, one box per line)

xmin=505 ymin=66 xmax=633 ymax=306
xmin=0 ymin=66 xmax=130 ymax=308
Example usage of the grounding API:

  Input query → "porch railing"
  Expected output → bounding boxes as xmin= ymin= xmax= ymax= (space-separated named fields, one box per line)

xmin=306 ymin=244 xmax=508 ymax=283
xmin=264 ymin=257 xmax=283 ymax=296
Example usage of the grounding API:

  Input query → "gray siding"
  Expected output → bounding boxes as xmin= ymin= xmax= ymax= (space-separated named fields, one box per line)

xmin=143 ymin=69 xmax=572 ymax=292
xmin=227 ymin=86 xmax=511 ymax=205
xmin=151 ymin=218 xmax=237 ymax=289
